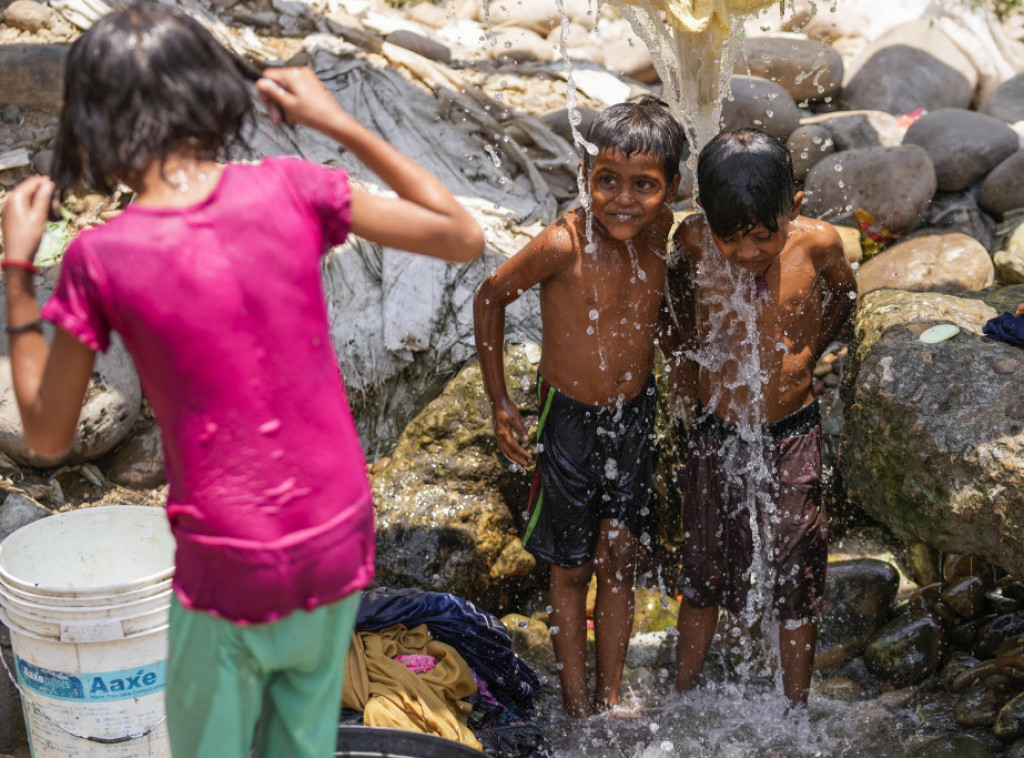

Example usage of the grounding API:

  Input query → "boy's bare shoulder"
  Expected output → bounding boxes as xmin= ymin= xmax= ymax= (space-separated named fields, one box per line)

xmin=534 ymin=207 xmax=583 ymax=257
xmin=793 ymin=215 xmax=843 ymax=254
xmin=673 ymin=211 xmax=709 ymax=255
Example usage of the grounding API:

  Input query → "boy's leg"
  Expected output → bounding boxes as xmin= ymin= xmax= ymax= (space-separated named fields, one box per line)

xmin=779 ymin=620 xmax=817 ymax=705
xmin=549 ymin=561 xmax=597 ymax=718
xmin=166 ymin=596 xmax=266 ymax=758
xmin=592 ymin=518 xmax=637 ymax=707
xmin=771 ymin=422 xmax=826 ymax=707
xmin=674 ymin=598 xmax=718 ymax=692
xmin=253 ymin=593 xmax=361 ymax=757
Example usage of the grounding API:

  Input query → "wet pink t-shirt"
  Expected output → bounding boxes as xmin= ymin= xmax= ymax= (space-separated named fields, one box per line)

xmin=43 ymin=157 xmax=375 ymax=624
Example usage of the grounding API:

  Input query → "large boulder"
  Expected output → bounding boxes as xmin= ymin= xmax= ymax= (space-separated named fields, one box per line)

xmin=839 ymin=286 xmax=1024 ymax=580
xmin=370 ymin=347 xmax=542 ymax=612
xmin=802 ymin=145 xmax=936 ymax=233
xmin=902 ymin=109 xmax=1019 ymax=193
xmin=0 ymin=269 xmax=142 ymax=468
xmin=786 ymin=124 xmax=834 ymax=182
xmin=979 ymin=71 xmax=1024 ymax=125
xmin=800 ymin=110 xmax=906 ymax=151
xmin=721 ymin=75 xmax=801 ymax=141
xmin=856 ymin=233 xmax=995 ymax=296
xmin=732 ymin=35 xmax=843 ymax=104
xmin=842 ymin=20 xmax=977 ymax=115
xmin=980 ymin=152 xmax=1024 ymax=220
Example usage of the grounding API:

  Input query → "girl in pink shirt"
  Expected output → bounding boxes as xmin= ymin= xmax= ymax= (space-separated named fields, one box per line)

xmin=1 ymin=4 xmax=483 ymax=756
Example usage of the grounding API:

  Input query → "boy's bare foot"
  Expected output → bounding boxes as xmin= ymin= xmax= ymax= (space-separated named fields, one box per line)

xmin=565 ymin=702 xmax=597 ymax=719
xmin=594 ymin=700 xmax=642 ymax=721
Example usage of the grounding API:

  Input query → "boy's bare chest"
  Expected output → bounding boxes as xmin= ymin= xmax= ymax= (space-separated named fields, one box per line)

xmin=558 ymin=246 xmax=667 ymax=313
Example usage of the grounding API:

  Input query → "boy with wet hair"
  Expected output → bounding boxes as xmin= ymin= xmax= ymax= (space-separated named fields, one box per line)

xmin=474 ymin=96 xmax=685 ymax=718
xmin=662 ymin=128 xmax=856 ymax=706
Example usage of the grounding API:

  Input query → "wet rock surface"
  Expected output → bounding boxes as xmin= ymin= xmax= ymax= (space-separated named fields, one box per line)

xmin=815 ymin=558 xmax=900 ymax=670
xmin=370 ymin=347 xmax=542 ymax=610
xmin=840 ymin=285 xmax=1024 ymax=580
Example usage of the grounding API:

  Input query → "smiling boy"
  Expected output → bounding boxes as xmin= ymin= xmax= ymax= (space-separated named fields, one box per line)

xmin=474 ymin=97 xmax=685 ymax=718
xmin=662 ymin=129 xmax=856 ymax=705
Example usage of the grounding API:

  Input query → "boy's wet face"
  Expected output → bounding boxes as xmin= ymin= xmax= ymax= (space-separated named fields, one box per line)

xmin=587 ymin=148 xmax=676 ymax=242
xmin=709 ymin=193 xmax=803 ymax=276
xmin=711 ymin=218 xmax=789 ymax=276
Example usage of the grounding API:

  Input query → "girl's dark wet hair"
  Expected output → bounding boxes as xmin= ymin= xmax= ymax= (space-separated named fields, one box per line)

xmin=585 ymin=96 xmax=686 ymax=184
xmin=51 ymin=2 xmax=260 ymax=200
xmin=696 ymin=129 xmax=797 ymax=240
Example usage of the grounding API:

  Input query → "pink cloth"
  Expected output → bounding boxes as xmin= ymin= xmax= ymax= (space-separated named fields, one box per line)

xmin=43 ymin=157 xmax=375 ymax=624
xmin=395 ymin=655 xmax=438 ymax=675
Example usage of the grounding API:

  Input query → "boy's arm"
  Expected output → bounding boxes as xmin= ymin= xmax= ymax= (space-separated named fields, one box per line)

xmin=814 ymin=224 xmax=858 ymax=359
xmin=473 ymin=222 xmax=574 ymax=466
xmin=659 ymin=227 xmax=701 ymax=427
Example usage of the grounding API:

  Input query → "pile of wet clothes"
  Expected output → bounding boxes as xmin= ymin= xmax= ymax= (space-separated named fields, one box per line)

xmin=339 ymin=587 xmax=552 ymax=757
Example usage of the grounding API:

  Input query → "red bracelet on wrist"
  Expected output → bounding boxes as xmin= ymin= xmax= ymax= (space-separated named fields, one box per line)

xmin=1 ymin=260 xmax=39 ymax=275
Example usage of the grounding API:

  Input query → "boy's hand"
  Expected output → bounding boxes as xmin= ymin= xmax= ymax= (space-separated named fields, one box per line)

xmin=1016 ymin=302 xmax=1024 ymax=316
xmin=1 ymin=176 xmax=54 ymax=264
xmin=492 ymin=396 xmax=532 ymax=467
xmin=256 ymin=67 xmax=347 ymax=132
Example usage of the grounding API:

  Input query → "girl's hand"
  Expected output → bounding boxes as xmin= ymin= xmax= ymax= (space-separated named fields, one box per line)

xmin=1 ymin=176 xmax=54 ymax=264
xmin=1016 ymin=302 xmax=1024 ymax=316
xmin=255 ymin=67 xmax=348 ymax=133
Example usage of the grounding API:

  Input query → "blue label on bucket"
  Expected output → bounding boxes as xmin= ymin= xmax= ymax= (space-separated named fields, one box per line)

xmin=17 ymin=657 xmax=166 ymax=702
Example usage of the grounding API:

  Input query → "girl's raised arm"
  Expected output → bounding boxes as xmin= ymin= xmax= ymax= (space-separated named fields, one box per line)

xmin=256 ymin=67 xmax=484 ymax=263
xmin=2 ymin=177 xmax=96 ymax=459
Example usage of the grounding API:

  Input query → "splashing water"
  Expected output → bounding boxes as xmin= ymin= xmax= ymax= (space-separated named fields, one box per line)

xmin=543 ymin=684 xmax=923 ymax=757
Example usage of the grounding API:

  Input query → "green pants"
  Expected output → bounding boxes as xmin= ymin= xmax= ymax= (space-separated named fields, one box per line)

xmin=166 ymin=593 xmax=360 ymax=758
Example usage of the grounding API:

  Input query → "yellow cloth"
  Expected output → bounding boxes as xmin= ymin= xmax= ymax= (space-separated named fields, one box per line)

xmin=342 ymin=624 xmax=482 ymax=750
xmin=619 ymin=0 xmax=777 ymax=34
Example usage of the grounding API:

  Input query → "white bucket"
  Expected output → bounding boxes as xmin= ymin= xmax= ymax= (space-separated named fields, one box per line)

xmin=0 ymin=505 xmax=175 ymax=757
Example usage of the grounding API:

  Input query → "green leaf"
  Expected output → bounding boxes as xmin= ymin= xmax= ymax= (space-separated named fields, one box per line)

xmin=34 ymin=210 xmax=71 ymax=268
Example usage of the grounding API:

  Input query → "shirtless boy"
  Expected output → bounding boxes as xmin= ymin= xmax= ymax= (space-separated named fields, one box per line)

xmin=662 ymin=129 xmax=856 ymax=705
xmin=474 ymin=97 xmax=685 ymax=718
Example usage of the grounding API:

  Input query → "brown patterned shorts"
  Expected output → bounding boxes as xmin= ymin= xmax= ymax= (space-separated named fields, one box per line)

xmin=677 ymin=401 xmax=827 ymax=622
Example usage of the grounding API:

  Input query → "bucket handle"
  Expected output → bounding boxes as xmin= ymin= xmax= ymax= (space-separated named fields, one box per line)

xmin=0 ymin=635 xmax=167 ymax=744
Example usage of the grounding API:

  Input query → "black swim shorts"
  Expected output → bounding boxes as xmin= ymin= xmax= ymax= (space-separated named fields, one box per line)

xmin=521 ymin=375 xmax=658 ymax=568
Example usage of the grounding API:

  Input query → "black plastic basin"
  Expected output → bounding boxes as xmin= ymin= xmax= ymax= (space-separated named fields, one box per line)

xmin=336 ymin=725 xmax=484 ymax=757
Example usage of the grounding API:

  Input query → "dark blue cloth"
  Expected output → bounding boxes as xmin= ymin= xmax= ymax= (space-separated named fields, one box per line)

xmin=356 ymin=587 xmax=540 ymax=708
xmin=983 ymin=312 xmax=1024 ymax=348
